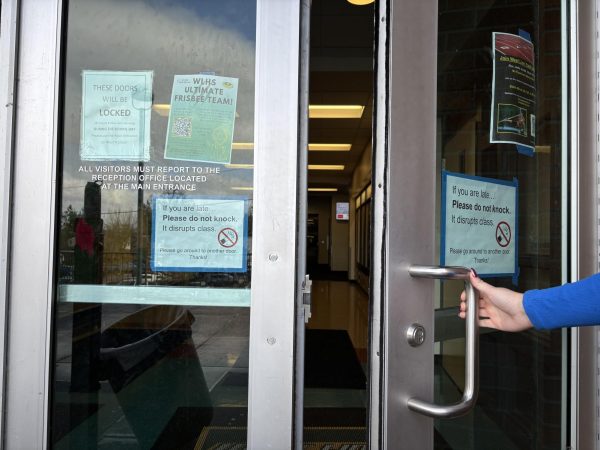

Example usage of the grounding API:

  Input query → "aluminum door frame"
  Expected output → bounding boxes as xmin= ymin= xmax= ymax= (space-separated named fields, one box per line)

xmin=3 ymin=0 xmax=62 ymax=447
xmin=0 ymin=0 xmax=20 ymax=447
xmin=248 ymin=0 xmax=302 ymax=448
xmin=569 ymin=0 xmax=599 ymax=448
xmin=373 ymin=0 xmax=439 ymax=448
xmin=4 ymin=0 xmax=303 ymax=448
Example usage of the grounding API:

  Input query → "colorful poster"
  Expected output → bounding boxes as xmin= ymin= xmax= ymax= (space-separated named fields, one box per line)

xmin=164 ymin=74 xmax=238 ymax=164
xmin=81 ymin=70 xmax=153 ymax=161
xmin=441 ymin=171 xmax=518 ymax=278
xmin=490 ymin=32 xmax=536 ymax=153
xmin=151 ymin=196 xmax=248 ymax=272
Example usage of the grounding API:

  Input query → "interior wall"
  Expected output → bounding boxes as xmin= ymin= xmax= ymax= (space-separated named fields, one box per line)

xmin=308 ymin=197 xmax=330 ymax=265
xmin=330 ymin=194 xmax=350 ymax=271
xmin=349 ymin=143 xmax=372 ymax=281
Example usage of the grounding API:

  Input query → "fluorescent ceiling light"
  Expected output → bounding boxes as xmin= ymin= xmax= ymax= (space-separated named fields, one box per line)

xmin=232 ymin=142 xmax=254 ymax=150
xmin=308 ymin=143 xmax=352 ymax=151
xmin=225 ymin=164 xmax=254 ymax=169
xmin=233 ymin=143 xmax=352 ymax=151
xmin=155 ymin=102 xmax=365 ymax=119
xmin=347 ymin=0 xmax=375 ymax=4
xmin=308 ymin=188 xmax=338 ymax=192
xmin=227 ymin=164 xmax=345 ymax=170
xmin=308 ymin=164 xmax=345 ymax=171
xmin=231 ymin=187 xmax=253 ymax=191
xmin=309 ymin=105 xmax=364 ymax=119
xmin=152 ymin=104 xmax=170 ymax=117
xmin=152 ymin=104 xmax=239 ymax=118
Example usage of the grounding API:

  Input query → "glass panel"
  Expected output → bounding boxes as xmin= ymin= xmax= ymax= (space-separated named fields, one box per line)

xmin=303 ymin=2 xmax=373 ymax=445
xmin=51 ymin=0 xmax=256 ymax=448
xmin=435 ymin=1 xmax=565 ymax=449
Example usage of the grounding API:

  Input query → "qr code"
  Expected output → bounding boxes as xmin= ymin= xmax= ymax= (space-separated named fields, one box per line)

xmin=172 ymin=117 xmax=192 ymax=137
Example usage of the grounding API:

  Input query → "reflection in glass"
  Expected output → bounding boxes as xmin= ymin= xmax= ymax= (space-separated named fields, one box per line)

xmin=435 ymin=1 xmax=565 ymax=449
xmin=51 ymin=0 xmax=256 ymax=448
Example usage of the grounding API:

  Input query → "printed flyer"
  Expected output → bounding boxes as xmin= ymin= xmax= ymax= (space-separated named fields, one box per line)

xmin=151 ymin=196 xmax=248 ymax=272
xmin=490 ymin=32 xmax=536 ymax=153
xmin=164 ymin=74 xmax=238 ymax=164
xmin=80 ymin=70 xmax=153 ymax=161
xmin=441 ymin=171 xmax=519 ymax=279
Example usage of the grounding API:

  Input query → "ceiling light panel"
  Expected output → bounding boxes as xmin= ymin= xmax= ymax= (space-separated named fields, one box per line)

xmin=308 ymin=143 xmax=352 ymax=151
xmin=308 ymin=164 xmax=345 ymax=171
xmin=309 ymin=105 xmax=364 ymax=119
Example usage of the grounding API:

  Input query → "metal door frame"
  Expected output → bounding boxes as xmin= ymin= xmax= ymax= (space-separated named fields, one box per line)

xmin=1 ymin=0 xmax=303 ymax=448
xmin=0 ymin=0 xmax=20 ymax=446
xmin=569 ymin=0 xmax=599 ymax=448
xmin=373 ymin=0 xmax=439 ymax=448
xmin=371 ymin=0 xmax=600 ymax=449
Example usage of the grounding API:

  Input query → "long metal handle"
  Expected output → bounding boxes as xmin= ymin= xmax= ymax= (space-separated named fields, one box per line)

xmin=407 ymin=265 xmax=479 ymax=418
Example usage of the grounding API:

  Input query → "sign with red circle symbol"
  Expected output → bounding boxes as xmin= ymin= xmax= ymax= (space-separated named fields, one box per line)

xmin=496 ymin=221 xmax=511 ymax=247
xmin=218 ymin=227 xmax=238 ymax=248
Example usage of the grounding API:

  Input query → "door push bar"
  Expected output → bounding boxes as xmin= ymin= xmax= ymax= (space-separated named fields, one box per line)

xmin=407 ymin=265 xmax=479 ymax=418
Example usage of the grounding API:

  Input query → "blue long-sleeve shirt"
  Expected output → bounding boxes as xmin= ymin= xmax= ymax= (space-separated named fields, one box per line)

xmin=523 ymin=273 xmax=600 ymax=329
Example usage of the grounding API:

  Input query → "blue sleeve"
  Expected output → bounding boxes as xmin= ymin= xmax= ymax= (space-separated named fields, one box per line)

xmin=523 ymin=273 xmax=600 ymax=329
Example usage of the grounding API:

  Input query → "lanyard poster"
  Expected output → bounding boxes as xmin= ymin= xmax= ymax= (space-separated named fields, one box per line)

xmin=80 ymin=70 xmax=153 ymax=161
xmin=164 ymin=74 xmax=238 ymax=164
xmin=490 ymin=32 xmax=536 ymax=154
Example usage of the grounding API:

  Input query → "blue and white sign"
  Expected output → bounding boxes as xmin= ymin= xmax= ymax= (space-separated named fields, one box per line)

xmin=441 ymin=171 xmax=518 ymax=278
xmin=151 ymin=196 xmax=248 ymax=272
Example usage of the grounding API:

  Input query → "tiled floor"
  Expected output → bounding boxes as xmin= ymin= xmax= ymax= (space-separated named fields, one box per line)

xmin=307 ymin=280 xmax=369 ymax=363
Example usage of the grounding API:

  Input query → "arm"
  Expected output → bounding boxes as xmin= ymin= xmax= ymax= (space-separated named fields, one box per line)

xmin=459 ymin=271 xmax=600 ymax=330
xmin=523 ymin=273 xmax=600 ymax=329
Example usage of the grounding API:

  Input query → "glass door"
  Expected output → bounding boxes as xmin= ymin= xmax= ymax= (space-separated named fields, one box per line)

xmin=377 ymin=0 xmax=568 ymax=448
xmin=4 ymin=0 xmax=303 ymax=448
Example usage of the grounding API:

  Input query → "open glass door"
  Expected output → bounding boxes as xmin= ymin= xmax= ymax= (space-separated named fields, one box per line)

xmin=377 ymin=0 xmax=568 ymax=448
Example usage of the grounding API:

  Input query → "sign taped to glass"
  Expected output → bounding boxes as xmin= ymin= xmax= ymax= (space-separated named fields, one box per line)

xmin=164 ymin=74 xmax=239 ymax=164
xmin=151 ymin=195 xmax=248 ymax=272
xmin=490 ymin=32 xmax=536 ymax=154
xmin=80 ymin=70 xmax=153 ymax=161
xmin=441 ymin=171 xmax=519 ymax=280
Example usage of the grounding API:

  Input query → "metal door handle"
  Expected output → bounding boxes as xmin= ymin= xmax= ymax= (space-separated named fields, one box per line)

xmin=407 ymin=265 xmax=479 ymax=418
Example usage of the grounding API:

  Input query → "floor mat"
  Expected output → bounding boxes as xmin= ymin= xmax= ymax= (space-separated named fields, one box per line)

xmin=304 ymin=329 xmax=366 ymax=389
xmin=218 ymin=329 xmax=366 ymax=390
xmin=194 ymin=426 xmax=367 ymax=450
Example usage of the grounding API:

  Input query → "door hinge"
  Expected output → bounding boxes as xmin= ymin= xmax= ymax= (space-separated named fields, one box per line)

xmin=302 ymin=274 xmax=312 ymax=323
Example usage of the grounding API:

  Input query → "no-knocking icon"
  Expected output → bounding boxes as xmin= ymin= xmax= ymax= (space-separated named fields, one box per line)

xmin=496 ymin=221 xmax=511 ymax=248
xmin=218 ymin=228 xmax=238 ymax=248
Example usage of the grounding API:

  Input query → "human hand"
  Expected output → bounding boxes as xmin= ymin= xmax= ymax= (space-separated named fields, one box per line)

xmin=459 ymin=270 xmax=533 ymax=332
